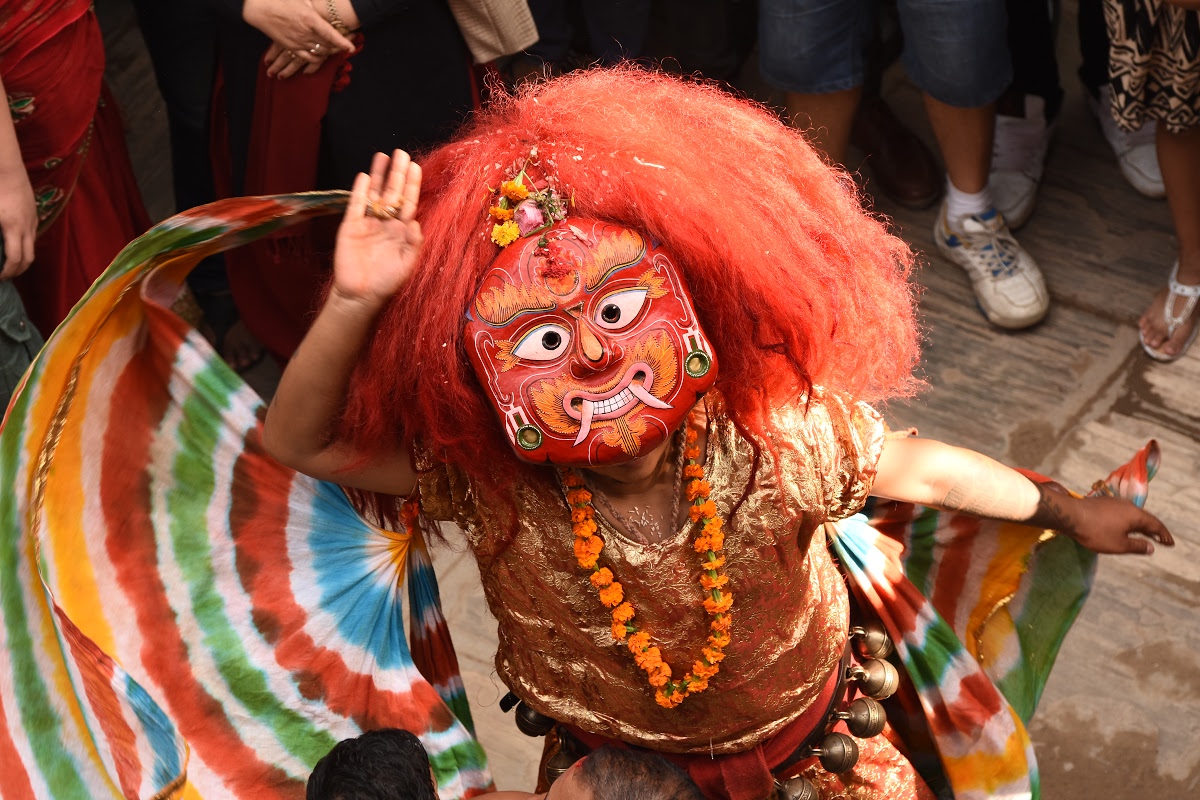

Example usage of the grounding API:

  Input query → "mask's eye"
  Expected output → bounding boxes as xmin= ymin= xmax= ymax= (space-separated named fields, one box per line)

xmin=512 ymin=323 xmax=572 ymax=361
xmin=593 ymin=288 xmax=649 ymax=330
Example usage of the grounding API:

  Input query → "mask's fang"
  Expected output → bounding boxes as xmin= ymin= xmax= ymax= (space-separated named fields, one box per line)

xmin=628 ymin=382 xmax=671 ymax=410
xmin=573 ymin=399 xmax=595 ymax=445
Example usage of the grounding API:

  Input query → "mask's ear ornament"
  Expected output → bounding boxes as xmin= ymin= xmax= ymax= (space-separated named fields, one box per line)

xmin=466 ymin=176 xmax=717 ymax=466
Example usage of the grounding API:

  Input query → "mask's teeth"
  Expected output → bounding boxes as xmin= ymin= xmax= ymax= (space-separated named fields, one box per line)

xmin=628 ymin=382 xmax=670 ymax=409
xmin=573 ymin=399 xmax=595 ymax=445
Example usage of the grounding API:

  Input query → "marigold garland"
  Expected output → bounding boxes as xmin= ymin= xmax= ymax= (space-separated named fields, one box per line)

xmin=565 ymin=426 xmax=732 ymax=709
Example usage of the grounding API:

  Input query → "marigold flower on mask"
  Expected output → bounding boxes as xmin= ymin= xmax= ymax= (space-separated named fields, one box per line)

xmin=700 ymin=572 xmax=729 ymax=590
xmin=500 ymin=178 xmax=530 ymax=201
xmin=590 ymin=567 xmax=614 ymax=589
xmin=598 ymin=582 xmax=624 ymax=607
xmin=488 ymin=205 xmax=515 ymax=221
xmin=490 ymin=220 xmax=520 ymax=246
xmin=685 ymin=479 xmax=712 ymax=502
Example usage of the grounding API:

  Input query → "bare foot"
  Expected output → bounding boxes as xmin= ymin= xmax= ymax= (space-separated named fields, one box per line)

xmin=1139 ymin=284 xmax=1200 ymax=359
xmin=221 ymin=319 xmax=265 ymax=372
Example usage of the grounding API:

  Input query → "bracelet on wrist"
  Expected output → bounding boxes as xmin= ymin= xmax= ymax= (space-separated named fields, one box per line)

xmin=326 ymin=0 xmax=352 ymax=34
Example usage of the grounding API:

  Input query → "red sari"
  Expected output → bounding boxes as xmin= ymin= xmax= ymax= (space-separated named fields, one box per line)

xmin=1 ymin=0 xmax=150 ymax=336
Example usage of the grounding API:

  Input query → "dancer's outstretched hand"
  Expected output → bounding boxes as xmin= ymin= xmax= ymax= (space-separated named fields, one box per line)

xmin=334 ymin=150 xmax=423 ymax=308
xmin=1035 ymin=484 xmax=1175 ymax=555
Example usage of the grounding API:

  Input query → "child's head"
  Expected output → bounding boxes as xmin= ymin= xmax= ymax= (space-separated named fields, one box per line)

xmin=307 ymin=729 xmax=437 ymax=800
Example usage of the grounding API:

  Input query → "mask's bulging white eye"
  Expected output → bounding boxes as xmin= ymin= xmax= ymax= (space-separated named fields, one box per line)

xmin=593 ymin=288 xmax=649 ymax=330
xmin=512 ymin=323 xmax=573 ymax=361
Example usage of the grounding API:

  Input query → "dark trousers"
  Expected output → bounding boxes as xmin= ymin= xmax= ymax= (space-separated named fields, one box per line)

xmin=1005 ymin=0 xmax=1111 ymax=120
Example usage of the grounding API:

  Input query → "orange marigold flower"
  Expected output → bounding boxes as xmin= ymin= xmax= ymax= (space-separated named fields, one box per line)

xmin=685 ymin=480 xmax=712 ymax=502
xmin=563 ymin=472 xmax=585 ymax=488
xmin=612 ymin=602 xmax=636 ymax=623
xmin=565 ymin=488 xmax=592 ymax=505
xmin=710 ymin=614 xmax=732 ymax=632
xmin=700 ymin=572 xmax=729 ymax=590
xmin=689 ymin=500 xmax=717 ymax=523
xmin=703 ymin=555 xmax=727 ymax=571
xmin=702 ymin=646 xmax=726 ymax=663
xmin=627 ymin=631 xmax=651 ymax=653
xmin=573 ymin=535 xmax=603 ymax=560
xmin=684 ymin=446 xmax=701 ymax=461
xmin=655 ymin=688 xmax=684 ymax=709
xmin=500 ymin=179 xmax=530 ymax=201
xmin=590 ymin=567 xmax=614 ymax=589
xmin=693 ymin=535 xmax=712 ymax=554
xmin=636 ymin=646 xmax=663 ymax=671
xmin=578 ymin=552 xmax=599 ymax=569
xmin=491 ymin=220 xmax=520 ymax=246
xmin=692 ymin=660 xmax=720 ymax=679
xmin=703 ymin=592 xmax=734 ymax=615
xmin=648 ymin=669 xmax=670 ymax=688
xmin=685 ymin=428 xmax=698 ymax=444
xmin=611 ymin=621 xmax=629 ymax=640
xmin=570 ymin=507 xmax=592 ymax=524
xmin=701 ymin=515 xmax=723 ymax=534
xmin=683 ymin=464 xmax=705 ymax=479
xmin=685 ymin=677 xmax=709 ymax=694
xmin=598 ymin=582 xmax=624 ymax=608
xmin=488 ymin=205 xmax=515 ymax=221
xmin=705 ymin=528 xmax=725 ymax=551
xmin=708 ymin=630 xmax=731 ymax=648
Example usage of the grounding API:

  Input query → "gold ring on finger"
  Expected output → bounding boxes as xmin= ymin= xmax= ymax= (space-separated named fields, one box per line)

xmin=365 ymin=199 xmax=403 ymax=220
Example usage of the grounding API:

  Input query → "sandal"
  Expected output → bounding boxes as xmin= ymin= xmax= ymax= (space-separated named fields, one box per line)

xmin=1140 ymin=260 xmax=1200 ymax=362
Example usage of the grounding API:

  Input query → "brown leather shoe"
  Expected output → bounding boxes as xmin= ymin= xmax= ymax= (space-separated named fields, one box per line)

xmin=851 ymin=95 xmax=942 ymax=210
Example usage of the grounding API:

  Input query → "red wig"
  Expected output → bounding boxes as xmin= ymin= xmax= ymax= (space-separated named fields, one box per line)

xmin=339 ymin=67 xmax=920 ymax=505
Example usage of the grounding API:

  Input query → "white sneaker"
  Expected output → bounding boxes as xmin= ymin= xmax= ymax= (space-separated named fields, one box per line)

xmin=989 ymin=94 xmax=1055 ymax=230
xmin=934 ymin=202 xmax=1050 ymax=329
xmin=1089 ymin=85 xmax=1165 ymax=198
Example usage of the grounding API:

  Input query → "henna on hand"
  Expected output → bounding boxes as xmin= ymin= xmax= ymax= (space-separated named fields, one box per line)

xmin=1027 ymin=482 xmax=1079 ymax=535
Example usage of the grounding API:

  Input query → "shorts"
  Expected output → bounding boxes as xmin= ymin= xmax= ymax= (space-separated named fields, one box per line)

xmin=758 ymin=0 xmax=1012 ymax=108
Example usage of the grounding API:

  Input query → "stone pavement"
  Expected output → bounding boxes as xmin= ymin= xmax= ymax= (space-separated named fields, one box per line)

xmin=98 ymin=0 xmax=1198 ymax=795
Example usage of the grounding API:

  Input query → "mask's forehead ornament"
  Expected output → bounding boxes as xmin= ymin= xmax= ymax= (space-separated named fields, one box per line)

xmin=466 ymin=192 xmax=718 ymax=466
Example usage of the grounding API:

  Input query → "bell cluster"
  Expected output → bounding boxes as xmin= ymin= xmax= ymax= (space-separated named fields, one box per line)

xmin=775 ymin=621 xmax=897 ymax=800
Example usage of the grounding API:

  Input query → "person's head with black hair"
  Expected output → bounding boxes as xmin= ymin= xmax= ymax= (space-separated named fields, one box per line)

xmin=307 ymin=728 xmax=437 ymax=800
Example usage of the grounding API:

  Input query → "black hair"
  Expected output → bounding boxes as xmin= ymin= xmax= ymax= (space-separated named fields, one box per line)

xmin=307 ymin=728 xmax=437 ymax=800
xmin=577 ymin=746 xmax=704 ymax=800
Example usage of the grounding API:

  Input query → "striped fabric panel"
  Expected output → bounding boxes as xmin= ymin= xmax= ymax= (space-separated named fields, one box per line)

xmin=832 ymin=442 xmax=1159 ymax=800
xmin=0 ymin=192 xmax=492 ymax=798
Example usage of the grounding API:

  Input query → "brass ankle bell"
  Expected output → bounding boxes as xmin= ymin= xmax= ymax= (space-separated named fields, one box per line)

xmin=514 ymin=702 xmax=555 ymax=737
xmin=846 ymin=658 xmax=899 ymax=700
xmin=833 ymin=697 xmax=887 ymax=738
xmin=850 ymin=621 xmax=894 ymax=660
xmin=545 ymin=749 xmax=577 ymax=784
xmin=807 ymin=731 xmax=859 ymax=773
xmin=775 ymin=774 xmax=818 ymax=800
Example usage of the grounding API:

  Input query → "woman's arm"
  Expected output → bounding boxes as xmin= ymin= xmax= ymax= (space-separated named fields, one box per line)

xmin=0 ymin=75 xmax=36 ymax=279
xmin=262 ymin=150 xmax=420 ymax=496
xmin=873 ymin=436 xmax=1174 ymax=555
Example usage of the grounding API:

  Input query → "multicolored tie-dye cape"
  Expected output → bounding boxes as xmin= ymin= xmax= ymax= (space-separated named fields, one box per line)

xmin=0 ymin=190 xmax=1158 ymax=800
xmin=838 ymin=443 xmax=1159 ymax=800
xmin=0 ymin=193 xmax=492 ymax=799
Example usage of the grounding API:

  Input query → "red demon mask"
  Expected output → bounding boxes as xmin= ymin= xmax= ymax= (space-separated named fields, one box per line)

xmin=465 ymin=219 xmax=718 ymax=466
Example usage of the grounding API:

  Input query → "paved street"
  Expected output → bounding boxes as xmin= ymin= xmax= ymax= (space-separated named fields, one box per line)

xmin=99 ymin=1 xmax=1199 ymax=795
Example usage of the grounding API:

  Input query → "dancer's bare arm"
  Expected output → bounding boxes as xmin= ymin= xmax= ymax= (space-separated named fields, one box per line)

xmin=263 ymin=150 xmax=418 ymax=496
xmin=873 ymin=436 xmax=1174 ymax=555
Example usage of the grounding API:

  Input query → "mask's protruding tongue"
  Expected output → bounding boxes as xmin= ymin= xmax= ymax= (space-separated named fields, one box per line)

xmin=629 ymin=382 xmax=671 ymax=409
xmin=573 ymin=399 xmax=595 ymax=445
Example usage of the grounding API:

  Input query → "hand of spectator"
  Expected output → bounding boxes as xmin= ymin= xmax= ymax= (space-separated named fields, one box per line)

xmin=264 ymin=41 xmax=327 ymax=79
xmin=0 ymin=156 xmax=36 ymax=280
xmin=242 ymin=0 xmax=354 ymax=71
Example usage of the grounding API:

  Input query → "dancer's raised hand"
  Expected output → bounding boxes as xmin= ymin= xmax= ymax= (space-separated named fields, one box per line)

xmin=334 ymin=150 xmax=423 ymax=308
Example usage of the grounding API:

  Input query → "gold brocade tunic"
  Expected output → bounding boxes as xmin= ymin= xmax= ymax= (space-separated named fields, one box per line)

xmin=415 ymin=391 xmax=884 ymax=755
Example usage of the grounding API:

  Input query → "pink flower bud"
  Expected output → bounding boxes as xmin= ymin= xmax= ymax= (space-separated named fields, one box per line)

xmin=514 ymin=200 xmax=545 ymax=236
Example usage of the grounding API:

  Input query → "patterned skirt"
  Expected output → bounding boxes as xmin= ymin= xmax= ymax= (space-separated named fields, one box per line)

xmin=1106 ymin=0 xmax=1200 ymax=133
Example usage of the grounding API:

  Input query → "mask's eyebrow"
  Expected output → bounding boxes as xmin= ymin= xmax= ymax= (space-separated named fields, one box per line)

xmin=581 ymin=229 xmax=648 ymax=291
xmin=474 ymin=282 xmax=557 ymax=326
